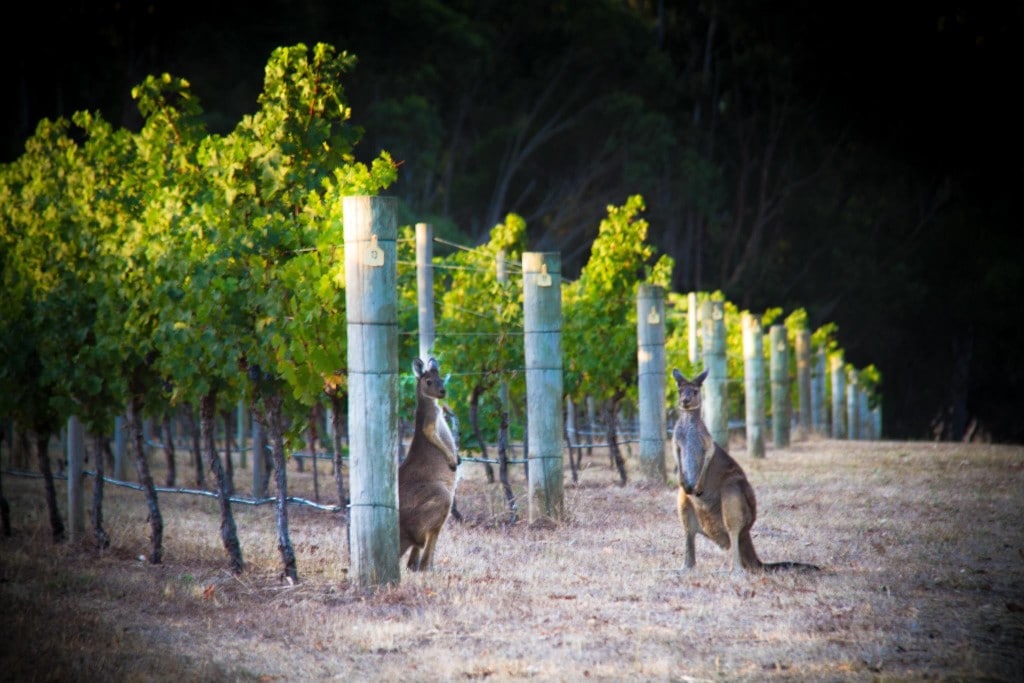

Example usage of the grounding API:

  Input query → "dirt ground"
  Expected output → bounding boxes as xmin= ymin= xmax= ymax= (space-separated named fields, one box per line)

xmin=2 ymin=437 xmax=1023 ymax=682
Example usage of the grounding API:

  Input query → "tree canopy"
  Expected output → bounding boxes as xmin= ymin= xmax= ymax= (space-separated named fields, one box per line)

xmin=2 ymin=0 xmax=1019 ymax=441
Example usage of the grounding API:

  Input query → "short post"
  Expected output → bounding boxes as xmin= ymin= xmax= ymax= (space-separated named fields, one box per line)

xmin=830 ymin=352 xmax=847 ymax=439
xmin=523 ymin=252 xmax=564 ymax=524
xmin=636 ymin=284 xmax=666 ymax=483
xmin=795 ymin=328 xmax=812 ymax=437
xmin=702 ymin=300 xmax=728 ymax=448
xmin=741 ymin=312 xmax=766 ymax=459
xmin=113 ymin=414 xmax=127 ymax=481
xmin=345 ymin=195 xmax=400 ymax=587
xmin=811 ymin=348 xmax=828 ymax=435
xmin=416 ymin=222 xmax=435 ymax=361
xmin=769 ymin=324 xmax=790 ymax=448
xmin=846 ymin=369 xmax=860 ymax=440
xmin=236 ymin=400 xmax=247 ymax=469
xmin=687 ymin=292 xmax=699 ymax=364
xmin=497 ymin=250 xmax=511 ymax=433
xmin=252 ymin=413 xmax=266 ymax=496
xmin=858 ymin=387 xmax=870 ymax=440
xmin=67 ymin=415 xmax=85 ymax=541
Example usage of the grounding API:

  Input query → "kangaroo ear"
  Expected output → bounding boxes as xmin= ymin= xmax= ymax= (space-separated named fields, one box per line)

xmin=672 ymin=368 xmax=686 ymax=385
xmin=427 ymin=357 xmax=440 ymax=373
xmin=413 ymin=358 xmax=425 ymax=378
xmin=695 ymin=369 xmax=708 ymax=385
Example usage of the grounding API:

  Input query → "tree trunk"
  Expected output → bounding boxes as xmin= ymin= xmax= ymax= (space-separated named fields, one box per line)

xmin=470 ymin=384 xmax=495 ymax=483
xmin=605 ymin=399 xmax=627 ymax=486
xmin=0 ymin=467 xmax=10 ymax=536
xmin=91 ymin=433 xmax=110 ymax=549
xmin=200 ymin=391 xmax=243 ymax=573
xmin=161 ymin=416 xmax=176 ymax=487
xmin=0 ymin=446 xmax=10 ymax=535
xmin=260 ymin=393 xmax=298 ymax=583
xmin=220 ymin=409 xmax=235 ymax=495
xmin=497 ymin=409 xmax=517 ymax=523
xmin=128 ymin=390 xmax=162 ymax=564
xmin=35 ymin=432 xmax=64 ymax=542
xmin=327 ymin=392 xmax=348 ymax=508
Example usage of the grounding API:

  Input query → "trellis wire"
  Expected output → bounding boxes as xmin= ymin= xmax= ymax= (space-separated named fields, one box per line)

xmin=2 ymin=468 xmax=343 ymax=513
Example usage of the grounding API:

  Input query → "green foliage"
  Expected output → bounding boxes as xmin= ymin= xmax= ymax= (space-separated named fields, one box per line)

xmin=430 ymin=214 xmax=527 ymax=447
xmin=564 ymin=195 xmax=673 ymax=404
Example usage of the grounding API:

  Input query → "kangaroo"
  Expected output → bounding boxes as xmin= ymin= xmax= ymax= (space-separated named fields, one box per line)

xmin=398 ymin=357 xmax=461 ymax=571
xmin=672 ymin=368 xmax=819 ymax=573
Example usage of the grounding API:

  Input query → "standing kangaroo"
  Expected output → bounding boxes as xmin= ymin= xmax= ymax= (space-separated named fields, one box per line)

xmin=672 ymin=368 xmax=819 ymax=573
xmin=399 ymin=357 xmax=461 ymax=571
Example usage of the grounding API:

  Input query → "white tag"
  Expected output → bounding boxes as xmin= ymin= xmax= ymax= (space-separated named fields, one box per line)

xmin=537 ymin=263 xmax=552 ymax=287
xmin=365 ymin=234 xmax=384 ymax=267
xmin=647 ymin=307 xmax=661 ymax=325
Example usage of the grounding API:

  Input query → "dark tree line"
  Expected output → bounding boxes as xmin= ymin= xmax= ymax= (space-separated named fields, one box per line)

xmin=2 ymin=0 xmax=1020 ymax=441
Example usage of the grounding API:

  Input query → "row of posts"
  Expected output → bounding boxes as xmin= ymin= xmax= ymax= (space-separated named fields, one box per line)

xmin=54 ymin=196 xmax=878 ymax=587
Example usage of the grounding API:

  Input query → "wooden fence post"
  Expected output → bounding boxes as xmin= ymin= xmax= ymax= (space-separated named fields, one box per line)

xmin=811 ymin=348 xmax=828 ymax=436
xmin=742 ymin=312 xmax=766 ymax=459
xmin=846 ymin=369 xmax=860 ymax=440
xmin=858 ymin=387 xmax=870 ymax=439
xmin=702 ymin=300 xmax=728 ymax=448
xmin=237 ymin=400 xmax=247 ymax=470
xmin=345 ymin=195 xmax=400 ymax=588
xmin=769 ymin=324 xmax=790 ymax=448
xmin=113 ymin=414 xmax=127 ymax=481
xmin=687 ymin=292 xmax=699 ymax=364
xmin=637 ymin=284 xmax=666 ymax=483
xmin=523 ymin=252 xmax=564 ymax=524
xmin=830 ymin=352 xmax=846 ymax=439
xmin=416 ymin=222 xmax=435 ymax=362
xmin=795 ymin=328 xmax=812 ymax=437
xmin=67 ymin=415 xmax=85 ymax=541
xmin=252 ymin=413 xmax=266 ymax=497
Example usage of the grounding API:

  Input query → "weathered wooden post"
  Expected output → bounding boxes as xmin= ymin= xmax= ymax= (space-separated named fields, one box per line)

xmin=846 ymin=369 xmax=860 ymax=441
xmin=795 ymin=328 xmax=812 ymax=438
xmin=523 ymin=252 xmax=564 ymax=524
xmin=702 ymin=300 xmax=728 ymax=448
xmin=637 ymin=284 xmax=666 ymax=483
xmin=830 ymin=352 xmax=847 ymax=439
xmin=687 ymin=292 xmax=699 ymax=364
xmin=237 ymin=400 xmax=247 ymax=470
xmin=769 ymin=324 xmax=790 ymax=448
xmin=741 ymin=312 xmax=766 ymax=459
xmin=811 ymin=348 xmax=828 ymax=435
xmin=113 ymin=414 xmax=127 ymax=481
xmin=858 ymin=387 xmax=870 ymax=439
xmin=416 ymin=222 xmax=435 ymax=361
xmin=496 ymin=250 xmax=511 ymax=445
xmin=67 ymin=415 xmax=85 ymax=541
xmin=345 ymin=195 xmax=400 ymax=587
xmin=251 ymin=413 xmax=266 ymax=497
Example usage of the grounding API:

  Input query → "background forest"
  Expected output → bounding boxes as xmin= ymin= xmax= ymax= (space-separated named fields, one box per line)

xmin=2 ymin=0 xmax=1020 ymax=441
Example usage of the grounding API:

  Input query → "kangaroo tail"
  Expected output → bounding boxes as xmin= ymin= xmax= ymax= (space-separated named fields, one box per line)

xmin=762 ymin=561 xmax=821 ymax=573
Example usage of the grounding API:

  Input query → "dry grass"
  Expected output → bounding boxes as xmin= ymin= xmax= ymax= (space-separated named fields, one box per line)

xmin=2 ymin=438 xmax=1023 ymax=682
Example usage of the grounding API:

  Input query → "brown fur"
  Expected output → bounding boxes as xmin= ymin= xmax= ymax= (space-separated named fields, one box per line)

xmin=398 ymin=357 xmax=460 ymax=571
xmin=672 ymin=368 xmax=819 ymax=574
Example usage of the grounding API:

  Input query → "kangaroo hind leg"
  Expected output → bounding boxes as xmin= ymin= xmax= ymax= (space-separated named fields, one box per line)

xmin=678 ymin=489 xmax=699 ymax=569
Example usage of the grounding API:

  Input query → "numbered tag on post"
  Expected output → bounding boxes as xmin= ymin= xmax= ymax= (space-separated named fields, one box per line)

xmin=365 ymin=234 xmax=385 ymax=267
xmin=647 ymin=306 xmax=661 ymax=325
xmin=537 ymin=263 xmax=552 ymax=287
